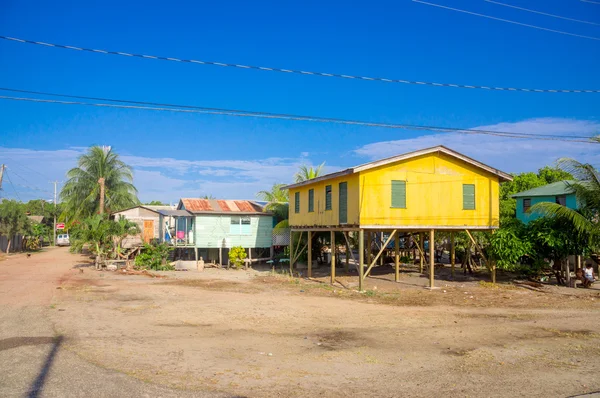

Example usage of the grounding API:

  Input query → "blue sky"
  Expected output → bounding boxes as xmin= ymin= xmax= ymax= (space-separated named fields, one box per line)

xmin=0 ymin=0 xmax=599 ymax=203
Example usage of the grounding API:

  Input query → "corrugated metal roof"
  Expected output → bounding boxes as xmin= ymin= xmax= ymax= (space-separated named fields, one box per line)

xmin=27 ymin=215 xmax=44 ymax=223
xmin=180 ymin=199 xmax=213 ymax=212
xmin=511 ymin=181 xmax=576 ymax=198
xmin=179 ymin=198 xmax=266 ymax=214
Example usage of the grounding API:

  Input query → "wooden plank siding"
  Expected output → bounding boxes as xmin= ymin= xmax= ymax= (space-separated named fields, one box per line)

xmin=289 ymin=173 xmax=360 ymax=228
xmin=358 ymin=153 xmax=499 ymax=228
xmin=193 ymin=214 xmax=273 ymax=249
xmin=288 ymin=150 xmax=501 ymax=230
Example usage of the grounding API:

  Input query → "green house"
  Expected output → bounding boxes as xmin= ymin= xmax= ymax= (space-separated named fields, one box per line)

xmin=163 ymin=198 xmax=273 ymax=265
xmin=511 ymin=181 xmax=578 ymax=224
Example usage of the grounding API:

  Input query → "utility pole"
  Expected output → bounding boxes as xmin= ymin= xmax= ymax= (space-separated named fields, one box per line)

xmin=0 ymin=164 xmax=5 ymax=197
xmin=50 ymin=181 xmax=59 ymax=246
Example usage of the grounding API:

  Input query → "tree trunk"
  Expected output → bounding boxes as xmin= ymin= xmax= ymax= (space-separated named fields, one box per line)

xmin=98 ymin=177 xmax=106 ymax=214
xmin=6 ymin=238 xmax=11 ymax=254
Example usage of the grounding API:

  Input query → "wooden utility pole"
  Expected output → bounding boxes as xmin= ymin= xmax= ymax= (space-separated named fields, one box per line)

xmin=450 ymin=231 xmax=456 ymax=279
xmin=50 ymin=180 xmax=60 ymax=246
xmin=0 ymin=164 xmax=5 ymax=196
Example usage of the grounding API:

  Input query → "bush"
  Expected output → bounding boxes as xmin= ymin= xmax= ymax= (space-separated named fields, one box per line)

xmin=134 ymin=243 xmax=174 ymax=271
xmin=229 ymin=246 xmax=247 ymax=269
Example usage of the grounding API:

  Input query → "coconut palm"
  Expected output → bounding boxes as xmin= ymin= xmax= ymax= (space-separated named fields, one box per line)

xmin=60 ymin=146 xmax=139 ymax=219
xmin=257 ymin=183 xmax=289 ymax=228
xmin=294 ymin=162 xmax=325 ymax=183
xmin=530 ymin=137 xmax=600 ymax=241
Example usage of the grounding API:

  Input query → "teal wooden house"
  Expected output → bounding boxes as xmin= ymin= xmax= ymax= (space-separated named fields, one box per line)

xmin=511 ymin=181 xmax=578 ymax=224
xmin=162 ymin=199 xmax=273 ymax=265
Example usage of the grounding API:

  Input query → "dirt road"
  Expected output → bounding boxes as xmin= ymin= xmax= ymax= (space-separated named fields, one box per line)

xmin=48 ymin=255 xmax=600 ymax=397
xmin=0 ymin=248 xmax=221 ymax=397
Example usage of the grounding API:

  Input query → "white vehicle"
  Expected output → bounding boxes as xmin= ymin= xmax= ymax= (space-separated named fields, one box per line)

xmin=56 ymin=234 xmax=70 ymax=246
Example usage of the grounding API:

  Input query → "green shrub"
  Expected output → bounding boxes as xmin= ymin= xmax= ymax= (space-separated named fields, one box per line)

xmin=229 ymin=246 xmax=247 ymax=269
xmin=134 ymin=243 xmax=174 ymax=271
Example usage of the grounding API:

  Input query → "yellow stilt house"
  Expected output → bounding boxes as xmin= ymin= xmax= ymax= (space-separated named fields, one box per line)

xmin=283 ymin=146 xmax=512 ymax=290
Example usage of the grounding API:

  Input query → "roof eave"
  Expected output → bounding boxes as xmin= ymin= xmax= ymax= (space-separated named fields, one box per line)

xmin=282 ymin=169 xmax=354 ymax=190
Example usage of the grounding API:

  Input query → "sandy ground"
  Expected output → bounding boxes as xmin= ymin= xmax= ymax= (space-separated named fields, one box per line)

xmin=2 ymin=248 xmax=600 ymax=397
xmin=0 ymin=248 xmax=221 ymax=398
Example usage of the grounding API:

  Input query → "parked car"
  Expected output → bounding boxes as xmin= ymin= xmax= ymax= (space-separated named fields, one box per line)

xmin=56 ymin=234 xmax=70 ymax=246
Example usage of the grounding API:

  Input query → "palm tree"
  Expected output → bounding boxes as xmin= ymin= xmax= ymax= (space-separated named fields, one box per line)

xmin=257 ymin=183 xmax=289 ymax=229
xmin=294 ymin=162 xmax=325 ymax=183
xmin=60 ymin=146 xmax=139 ymax=219
xmin=531 ymin=136 xmax=600 ymax=240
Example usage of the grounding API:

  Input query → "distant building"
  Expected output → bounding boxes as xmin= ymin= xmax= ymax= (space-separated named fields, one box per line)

xmin=511 ymin=181 xmax=578 ymax=224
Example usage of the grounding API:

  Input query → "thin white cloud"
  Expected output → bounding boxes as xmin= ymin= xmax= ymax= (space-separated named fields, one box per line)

xmin=0 ymin=146 xmax=334 ymax=203
xmin=354 ymin=118 xmax=600 ymax=173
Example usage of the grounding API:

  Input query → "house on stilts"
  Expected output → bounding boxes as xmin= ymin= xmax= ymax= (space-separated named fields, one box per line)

xmin=283 ymin=145 xmax=512 ymax=290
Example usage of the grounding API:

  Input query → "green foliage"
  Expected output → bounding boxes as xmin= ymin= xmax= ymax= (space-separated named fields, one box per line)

xmin=294 ymin=162 xmax=325 ymax=183
xmin=70 ymin=215 xmax=141 ymax=266
xmin=60 ymin=146 xmax=139 ymax=219
xmin=487 ymin=220 xmax=531 ymax=271
xmin=257 ymin=183 xmax=289 ymax=225
xmin=526 ymin=217 xmax=588 ymax=264
xmin=228 ymin=246 xmax=247 ymax=269
xmin=144 ymin=200 xmax=167 ymax=205
xmin=134 ymin=243 xmax=173 ymax=271
xmin=0 ymin=200 xmax=31 ymax=253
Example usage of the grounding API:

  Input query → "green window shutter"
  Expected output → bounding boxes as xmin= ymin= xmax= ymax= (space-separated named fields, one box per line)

xmin=308 ymin=189 xmax=314 ymax=212
xmin=391 ymin=180 xmax=406 ymax=208
xmin=294 ymin=192 xmax=300 ymax=213
xmin=463 ymin=184 xmax=475 ymax=210
xmin=325 ymin=185 xmax=332 ymax=210
xmin=339 ymin=182 xmax=348 ymax=224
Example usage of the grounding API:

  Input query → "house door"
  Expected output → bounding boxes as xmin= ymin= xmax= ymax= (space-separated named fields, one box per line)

xmin=339 ymin=182 xmax=348 ymax=224
xmin=143 ymin=220 xmax=154 ymax=243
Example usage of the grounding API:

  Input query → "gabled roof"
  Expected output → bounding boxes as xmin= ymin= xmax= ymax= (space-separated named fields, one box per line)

xmin=27 ymin=215 xmax=44 ymax=223
xmin=283 ymin=146 xmax=513 ymax=189
xmin=511 ymin=181 xmax=576 ymax=198
xmin=178 ymin=199 xmax=268 ymax=215
xmin=111 ymin=205 xmax=160 ymax=215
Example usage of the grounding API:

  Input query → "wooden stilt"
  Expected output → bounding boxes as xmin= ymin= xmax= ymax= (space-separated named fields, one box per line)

xmin=394 ymin=230 xmax=400 ymax=282
xmin=289 ymin=231 xmax=295 ymax=275
xmin=367 ymin=232 xmax=372 ymax=266
xmin=344 ymin=232 xmax=349 ymax=272
xmin=307 ymin=231 xmax=312 ymax=278
xmin=358 ymin=229 xmax=364 ymax=291
xmin=429 ymin=229 xmax=435 ymax=289
xmin=419 ymin=232 xmax=424 ymax=273
xmin=450 ymin=231 xmax=455 ymax=279
xmin=379 ymin=232 xmax=384 ymax=266
xmin=330 ymin=231 xmax=336 ymax=284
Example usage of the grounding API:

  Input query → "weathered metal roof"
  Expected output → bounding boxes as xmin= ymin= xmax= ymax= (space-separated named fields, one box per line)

xmin=283 ymin=145 xmax=513 ymax=190
xmin=511 ymin=181 xmax=576 ymax=198
xmin=27 ymin=215 xmax=44 ymax=223
xmin=179 ymin=199 xmax=266 ymax=214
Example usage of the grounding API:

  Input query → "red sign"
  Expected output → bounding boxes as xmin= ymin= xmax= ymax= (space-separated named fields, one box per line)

xmin=56 ymin=223 xmax=65 ymax=230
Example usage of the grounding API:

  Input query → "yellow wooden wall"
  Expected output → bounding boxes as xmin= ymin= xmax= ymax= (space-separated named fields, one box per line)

xmin=358 ymin=153 xmax=500 ymax=228
xmin=288 ymin=173 xmax=360 ymax=227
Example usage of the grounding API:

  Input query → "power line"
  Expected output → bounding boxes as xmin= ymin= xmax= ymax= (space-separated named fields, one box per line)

xmin=412 ymin=0 xmax=600 ymax=41
xmin=1 ymin=35 xmax=599 ymax=94
xmin=0 ymin=92 xmax=597 ymax=144
xmin=5 ymin=166 xmax=53 ymax=195
xmin=3 ymin=87 xmax=596 ymax=140
xmin=485 ymin=0 xmax=600 ymax=26
xmin=5 ymin=171 xmax=22 ymax=201
xmin=0 ymin=155 xmax=52 ymax=180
